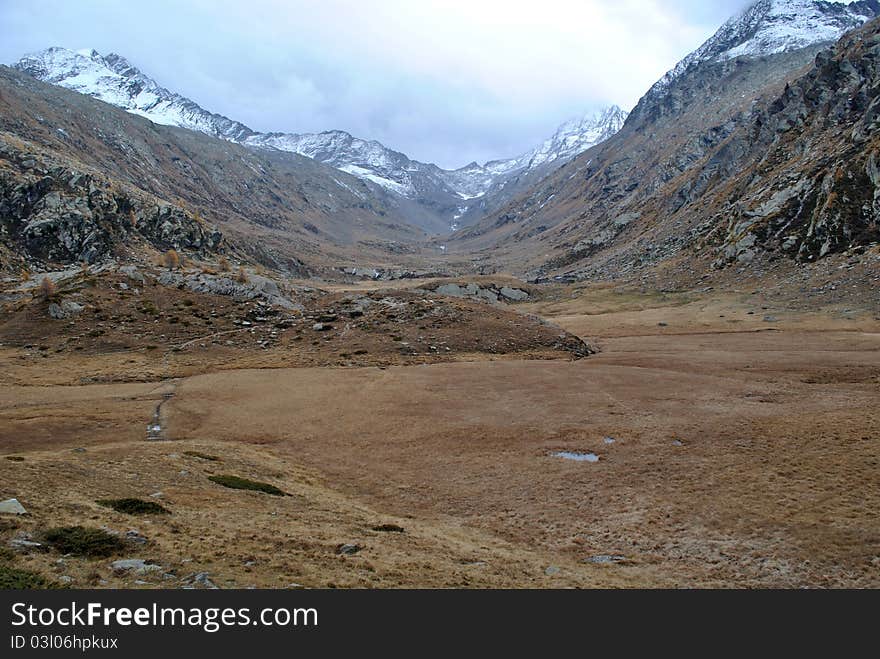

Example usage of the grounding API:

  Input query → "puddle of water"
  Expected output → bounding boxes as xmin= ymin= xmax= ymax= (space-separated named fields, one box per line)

xmin=554 ymin=451 xmax=599 ymax=463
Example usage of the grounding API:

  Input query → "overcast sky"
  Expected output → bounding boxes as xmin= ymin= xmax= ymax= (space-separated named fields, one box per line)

xmin=0 ymin=0 xmax=757 ymax=168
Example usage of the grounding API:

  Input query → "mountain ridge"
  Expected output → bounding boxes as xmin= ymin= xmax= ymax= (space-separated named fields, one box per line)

xmin=447 ymin=0 xmax=880 ymax=282
xmin=12 ymin=47 xmax=626 ymax=230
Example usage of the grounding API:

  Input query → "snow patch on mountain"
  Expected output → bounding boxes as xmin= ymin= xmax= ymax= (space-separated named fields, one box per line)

xmin=650 ymin=0 xmax=879 ymax=95
xmin=14 ymin=47 xmax=254 ymax=142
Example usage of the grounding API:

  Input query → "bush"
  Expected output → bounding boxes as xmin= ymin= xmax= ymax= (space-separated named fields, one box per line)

xmin=43 ymin=526 xmax=127 ymax=557
xmin=209 ymin=475 xmax=287 ymax=496
xmin=218 ymin=256 xmax=231 ymax=272
xmin=163 ymin=249 xmax=180 ymax=271
xmin=235 ymin=267 xmax=248 ymax=284
xmin=38 ymin=276 xmax=57 ymax=300
xmin=97 ymin=498 xmax=170 ymax=516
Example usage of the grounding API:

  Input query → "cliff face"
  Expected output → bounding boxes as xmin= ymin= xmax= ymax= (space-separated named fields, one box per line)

xmin=0 ymin=138 xmax=223 ymax=267
xmin=704 ymin=22 xmax=880 ymax=266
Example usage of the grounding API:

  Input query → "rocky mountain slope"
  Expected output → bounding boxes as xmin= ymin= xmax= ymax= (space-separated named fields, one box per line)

xmin=0 ymin=65 xmax=434 ymax=275
xmin=450 ymin=0 xmax=880 ymax=282
xmin=12 ymin=48 xmax=626 ymax=232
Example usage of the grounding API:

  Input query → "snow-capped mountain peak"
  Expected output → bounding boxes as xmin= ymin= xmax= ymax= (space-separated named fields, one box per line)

xmin=13 ymin=47 xmax=254 ymax=142
xmin=525 ymin=105 xmax=628 ymax=169
xmin=651 ymin=0 xmax=880 ymax=94
xmin=11 ymin=47 xmax=627 ymax=221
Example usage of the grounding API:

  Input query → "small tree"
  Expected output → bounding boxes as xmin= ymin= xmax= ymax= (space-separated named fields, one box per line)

xmin=39 ymin=276 xmax=57 ymax=300
xmin=163 ymin=249 xmax=180 ymax=271
xmin=235 ymin=266 xmax=248 ymax=284
xmin=218 ymin=256 xmax=231 ymax=272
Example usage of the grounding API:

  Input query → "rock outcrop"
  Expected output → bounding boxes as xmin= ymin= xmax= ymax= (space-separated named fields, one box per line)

xmin=0 ymin=139 xmax=223 ymax=267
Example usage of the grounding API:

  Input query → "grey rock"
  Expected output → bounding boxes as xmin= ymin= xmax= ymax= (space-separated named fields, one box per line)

xmin=183 ymin=572 xmax=218 ymax=589
xmin=125 ymin=530 xmax=148 ymax=545
xmin=336 ymin=543 xmax=362 ymax=556
xmin=499 ymin=287 xmax=529 ymax=302
xmin=118 ymin=265 xmax=145 ymax=283
xmin=584 ymin=555 xmax=627 ymax=564
xmin=0 ymin=498 xmax=27 ymax=515
xmin=111 ymin=559 xmax=164 ymax=575
xmin=9 ymin=538 xmax=42 ymax=551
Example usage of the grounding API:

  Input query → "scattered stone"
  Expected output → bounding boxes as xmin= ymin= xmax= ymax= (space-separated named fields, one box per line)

xmin=763 ymin=315 xmax=779 ymax=323
xmin=125 ymin=530 xmax=149 ymax=545
xmin=111 ymin=559 xmax=163 ymax=575
xmin=604 ymin=437 xmax=616 ymax=445
xmin=544 ymin=566 xmax=561 ymax=576
xmin=72 ymin=448 xmax=86 ymax=453
xmin=182 ymin=572 xmax=218 ymax=589
xmin=672 ymin=440 xmax=685 ymax=447
xmin=336 ymin=543 xmax=362 ymax=556
xmin=47 ymin=299 xmax=84 ymax=320
xmin=0 ymin=498 xmax=27 ymax=515
xmin=119 ymin=265 xmax=145 ymax=284
xmin=584 ymin=555 xmax=627 ymax=565
xmin=9 ymin=538 xmax=43 ymax=551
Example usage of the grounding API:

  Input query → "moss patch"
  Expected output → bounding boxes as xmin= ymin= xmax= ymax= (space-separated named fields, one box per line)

xmin=43 ymin=526 xmax=127 ymax=557
xmin=372 ymin=524 xmax=406 ymax=534
xmin=97 ymin=498 xmax=170 ymax=516
xmin=208 ymin=475 xmax=287 ymax=496
xmin=183 ymin=450 xmax=221 ymax=462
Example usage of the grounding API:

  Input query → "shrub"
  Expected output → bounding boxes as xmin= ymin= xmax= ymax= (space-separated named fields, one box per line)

xmin=0 ymin=565 xmax=56 ymax=589
xmin=218 ymin=256 xmax=231 ymax=272
xmin=97 ymin=498 xmax=169 ymax=516
xmin=235 ymin=267 xmax=248 ymax=284
xmin=208 ymin=475 xmax=287 ymax=496
xmin=43 ymin=526 xmax=127 ymax=557
xmin=163 ymin=249 xmax=180 ymax=271
xmin=38 ymin=276 xmax=56 ymax=300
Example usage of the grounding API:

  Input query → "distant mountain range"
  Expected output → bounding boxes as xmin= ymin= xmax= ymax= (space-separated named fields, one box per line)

xmin=12 ymin=47 xmax=627 ymax=231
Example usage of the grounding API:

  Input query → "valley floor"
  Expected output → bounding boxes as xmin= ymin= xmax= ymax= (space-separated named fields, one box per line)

xmin=1 ymin=283 xmax=878 ymax=588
